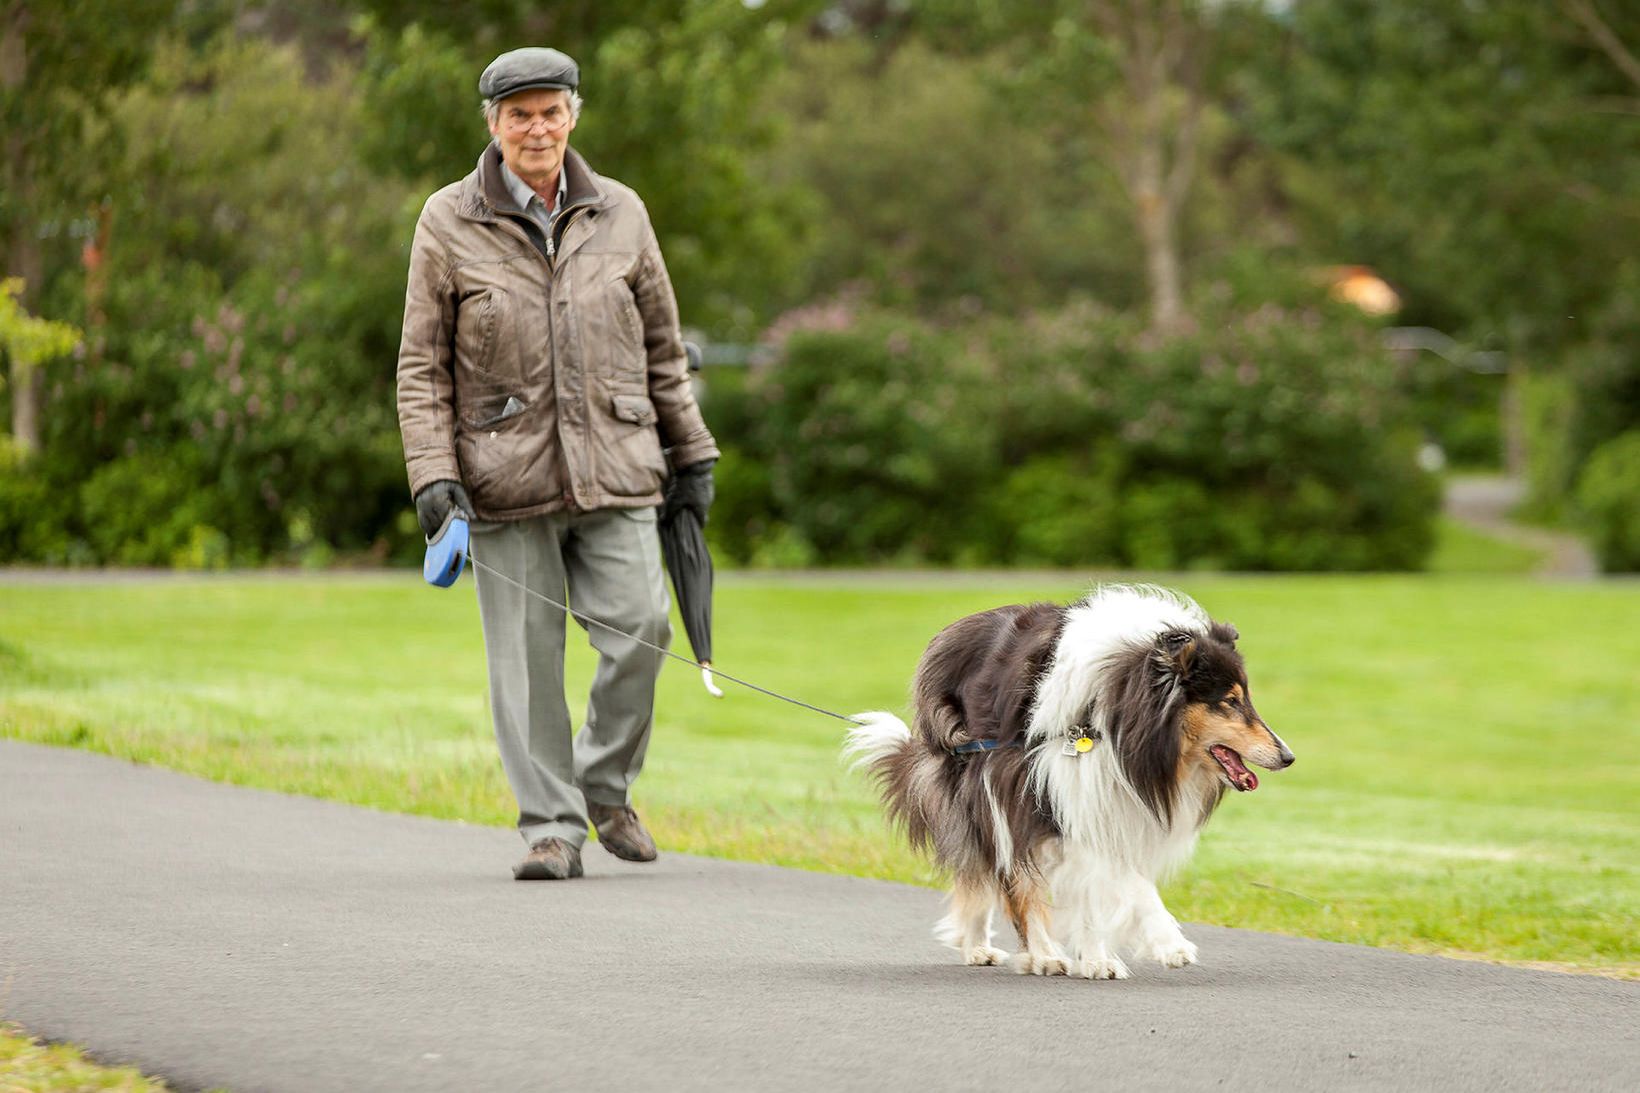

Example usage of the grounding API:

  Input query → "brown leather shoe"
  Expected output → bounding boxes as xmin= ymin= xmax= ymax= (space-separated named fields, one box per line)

xmin=587 ymin=802 xmax=658 ymax=862
xmin=513 ymin=837 xmax=583 ymax=880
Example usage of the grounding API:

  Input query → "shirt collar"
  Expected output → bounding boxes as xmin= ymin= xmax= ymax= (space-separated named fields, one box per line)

xmin=498 ymin=156 xmax=567 ymax=216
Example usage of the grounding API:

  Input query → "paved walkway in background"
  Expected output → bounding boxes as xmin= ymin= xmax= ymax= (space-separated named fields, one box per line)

xmin=1443 ymin=474 xmax=1598 ymax=577
xmin=1 ymin=741 xmax=1635 ymax=1093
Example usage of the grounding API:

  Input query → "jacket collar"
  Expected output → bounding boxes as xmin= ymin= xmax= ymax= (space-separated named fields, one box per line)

xmin=498 ymin=155 xmax=566 ymax=216
xmin=461 ymin=142 xmax=608 ymax=222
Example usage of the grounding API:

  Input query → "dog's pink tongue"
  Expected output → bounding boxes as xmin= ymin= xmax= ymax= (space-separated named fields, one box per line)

xmin=1211 ymin=745 xmax=1259 ymax=792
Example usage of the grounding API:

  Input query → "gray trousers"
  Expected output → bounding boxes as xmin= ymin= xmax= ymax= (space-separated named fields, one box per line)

xmin=470 ymin=508 xmax=671 ymax=848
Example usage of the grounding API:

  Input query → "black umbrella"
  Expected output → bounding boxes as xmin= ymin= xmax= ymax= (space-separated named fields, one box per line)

xmin=659 ymin=341 xmax=722 ymax=696
xmin=659 ymin=490 xmax=722 ymax=697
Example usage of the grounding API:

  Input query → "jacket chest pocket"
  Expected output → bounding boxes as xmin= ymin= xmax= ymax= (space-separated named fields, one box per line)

xmin=612 ymin=283 xmax=643 ymax=352
xmin=454 ymin=285 xmax=523 ymax=380
xmin=572 ymin=251 xmax=645 ymax=379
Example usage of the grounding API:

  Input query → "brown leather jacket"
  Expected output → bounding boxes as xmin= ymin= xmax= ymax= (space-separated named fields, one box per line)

xmin=396 ymin=143 xmax=718 ymax=519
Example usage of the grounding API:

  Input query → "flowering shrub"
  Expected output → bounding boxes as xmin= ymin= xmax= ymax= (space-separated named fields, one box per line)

xmin=709 ymin=302 xmax=1438 ymax=571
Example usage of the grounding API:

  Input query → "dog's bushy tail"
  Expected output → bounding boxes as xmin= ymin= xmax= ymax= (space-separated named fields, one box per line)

xmin=845 ymin=711 xmax=947 ymax=858
xmin=843 ymin=711 xmax=913 ymax=771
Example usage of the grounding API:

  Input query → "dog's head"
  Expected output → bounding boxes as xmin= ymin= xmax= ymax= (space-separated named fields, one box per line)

xmin=1109 ymin=622 xmax=1294 ymax=824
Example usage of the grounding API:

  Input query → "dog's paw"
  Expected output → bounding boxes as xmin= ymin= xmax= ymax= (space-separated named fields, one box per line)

xmin=1073 ymin=954 xmax=1131 ymax=981
xmin=1154 ymin=938 xmax=1199 ymax=969
xmin=962 ymin=945 xmax=1009 ymax=967
xmin=1010 ymin=950 xmax=1070 ymax=976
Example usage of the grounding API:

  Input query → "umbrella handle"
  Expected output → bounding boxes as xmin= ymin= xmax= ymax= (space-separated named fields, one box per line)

xmin=700 ymin=662 xmax=724 ymax=698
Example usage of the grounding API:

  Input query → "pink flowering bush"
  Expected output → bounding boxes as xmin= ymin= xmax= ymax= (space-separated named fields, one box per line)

xmin=710 ymin=300 xmax=1437 ymax=570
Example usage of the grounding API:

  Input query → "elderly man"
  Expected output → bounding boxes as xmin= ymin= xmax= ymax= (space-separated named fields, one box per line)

xmin=396 ymin=47 xmax=718 ymax=881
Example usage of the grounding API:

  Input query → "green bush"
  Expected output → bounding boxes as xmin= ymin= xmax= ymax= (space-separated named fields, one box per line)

xmin=993 ymin=450 xmax=1125 ymax=567
xmin=1575 ymin=431 xmax=1640 ymax=573
xmin=749 ymin=316 xmax=999 ymax=564
xmin=1 ymin=37 xmax=416 ymax=568
xmin=78 ymin=453 xmax=218 ymax=567
xmin=1402 ymin=366 xmax=1504 ymax=469
xmin=722 ymin=302 xmax=1437 ymax=571
xmin=1519 ymin=369 xmax=1580 ymax=523
xmin=1524 ymin=268 xmax=1640 ymax=523
xmin=1565 ymin=273 xmax=1640 ymax=468
xmin=1119 ymin=478 xmax=1223 ymax=571
xmin=706 ymin=445 xmax=780 ymax=567
xmin=0 ymin=442 xmax=79 ymax=563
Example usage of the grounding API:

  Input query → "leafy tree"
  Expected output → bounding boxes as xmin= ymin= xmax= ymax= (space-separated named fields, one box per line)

xmin=355 ymin=0 xmax=823 ymax=337
xmin=1560 ymin=0 xmax=1640 ymax=102
xmin=1076 ymin=0 xmax=1214 ymax=333
xmin=20 ymin=34 xmax=418 ymax=564
xmin=786 ymin=1 xmax=1271 ymax=332
xmin=1239 ymin=0 xmax=1640 ymax=352
xmin=759 ymin=38 xmax=1143 ymax=316
xmin=0 ymin=0 xmax=215 ymax=449
xmin=0 ymin=278 xmax=79 ymax=455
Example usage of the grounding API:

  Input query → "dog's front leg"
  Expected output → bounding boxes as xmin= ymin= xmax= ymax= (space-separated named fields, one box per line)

xmin=1001 ymin=873 xmax=1070 ymax=976
xmin=1124 ymin=875 xmax=1198 ymax=969
xmin=1055 ymin=860 xmax=1132 ymax=981
xmin=935 ymin=873 xmax=1008 ymax=966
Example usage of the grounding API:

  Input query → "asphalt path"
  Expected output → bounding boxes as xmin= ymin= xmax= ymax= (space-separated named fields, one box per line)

xmin=1442 ymin=474 xmax=1597 ymax=577
xmin=1 ymin=741 xmax=1635 ymax=1092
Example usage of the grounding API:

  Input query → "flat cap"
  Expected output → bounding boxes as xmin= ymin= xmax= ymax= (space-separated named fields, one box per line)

xmin=479 ymin=47 xmax=579 ymax=101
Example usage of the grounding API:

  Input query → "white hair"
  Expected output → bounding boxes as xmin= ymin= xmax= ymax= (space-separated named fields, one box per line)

xmin=482 ymin=89 xmax=583 ymax=128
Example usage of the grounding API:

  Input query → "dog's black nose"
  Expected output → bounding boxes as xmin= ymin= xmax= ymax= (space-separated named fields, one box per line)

xmin=1278 ymin=746 xmax=1295 ymax=768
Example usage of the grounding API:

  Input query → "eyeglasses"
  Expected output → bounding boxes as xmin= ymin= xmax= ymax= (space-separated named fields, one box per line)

xmin=502 ymin=108 xmax=573 ymax=135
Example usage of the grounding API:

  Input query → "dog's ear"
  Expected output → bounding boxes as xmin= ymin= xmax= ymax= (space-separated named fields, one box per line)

xmin=1159 ymin=630 xmax=1196 ymax=675
xmin=1219 ymin=622 xmax=1240 ymax=644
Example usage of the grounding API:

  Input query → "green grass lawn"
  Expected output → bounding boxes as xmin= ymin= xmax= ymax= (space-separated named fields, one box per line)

xmin=1426 ymin=516 xmax=1545 ymax=574
xmin=2 ymin=570 xmax=1635 ymax=978
xmin=0 ymin=1022 xmax=171 ymax=1091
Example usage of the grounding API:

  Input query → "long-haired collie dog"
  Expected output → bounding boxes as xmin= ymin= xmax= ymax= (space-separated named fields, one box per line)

xmin=846 ymin=584 xmax=1293 ymax=980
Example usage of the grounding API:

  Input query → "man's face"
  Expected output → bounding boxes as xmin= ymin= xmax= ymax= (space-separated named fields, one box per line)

xmin=489 ymin=88 xmax=577 ymax=186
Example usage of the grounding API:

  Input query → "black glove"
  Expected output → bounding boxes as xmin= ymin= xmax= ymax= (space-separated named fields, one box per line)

xmin=660 ymin=459 xmax=715 ymax=525
xmin=414 ymin=479 xmax=473 ymax=540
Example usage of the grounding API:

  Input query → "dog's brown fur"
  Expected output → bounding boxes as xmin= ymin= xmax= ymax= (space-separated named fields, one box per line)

xmin=849 ymin=587 xmax=1294 ymax=977
xmin=874 ymin=604 xmax=1066 ymax=878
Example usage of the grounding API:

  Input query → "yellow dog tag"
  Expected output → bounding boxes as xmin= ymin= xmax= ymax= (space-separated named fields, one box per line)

xmin=1075 ymin=736 xmax=1094 ymax=753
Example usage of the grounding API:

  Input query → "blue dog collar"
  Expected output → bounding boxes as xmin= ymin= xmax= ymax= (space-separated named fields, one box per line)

xmin=423 ymin=511 xmax=470 ymax=588
xmin=952 ymin=738 xmax=1021 ymax=755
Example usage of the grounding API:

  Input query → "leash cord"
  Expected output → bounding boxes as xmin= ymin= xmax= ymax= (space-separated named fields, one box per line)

xmin=466 ymin=555 xmax=861 ymax=725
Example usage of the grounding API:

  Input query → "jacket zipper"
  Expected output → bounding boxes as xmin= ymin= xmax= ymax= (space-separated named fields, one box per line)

xmin=488 ymin=200 xmax=595 ymax=510
xmin=549 ymin=204 xmax=592 ymax=508
xmin=546 ymin=202 xmax=591 ymax=270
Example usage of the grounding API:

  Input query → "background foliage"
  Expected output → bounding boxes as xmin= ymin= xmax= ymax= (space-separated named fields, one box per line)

xmin=0 ymin=0 xmax=1636 ymax=569
xmin=714 ymin=292 xmax=1436 ymax=570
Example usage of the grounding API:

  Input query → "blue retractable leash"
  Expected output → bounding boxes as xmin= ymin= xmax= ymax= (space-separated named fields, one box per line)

xmin=423 ymin=509 xmax=470 ymax=587
xmin=418 ymin=500 xmax=860 ymax=724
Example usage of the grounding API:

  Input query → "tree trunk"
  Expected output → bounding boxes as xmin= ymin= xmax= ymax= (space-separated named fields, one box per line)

xmin=1132 ymin=147 xmax=1185 ymax=335
xmin=1092 ymin=0 xmax=1200 ymax=336
xmin=1 ymin=1 xmax=43 ymax=452
xmin=1502 ymin=358 xmax=1528 ymax=478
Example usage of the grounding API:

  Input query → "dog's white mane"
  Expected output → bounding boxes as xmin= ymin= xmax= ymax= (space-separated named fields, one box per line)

xmin=1026 ymin=583 xmax=1213 ymax=873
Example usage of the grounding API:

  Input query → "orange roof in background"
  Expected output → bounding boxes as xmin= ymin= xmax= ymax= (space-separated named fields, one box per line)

xmin=1322 ymin=265 xmax=1402 ymax=316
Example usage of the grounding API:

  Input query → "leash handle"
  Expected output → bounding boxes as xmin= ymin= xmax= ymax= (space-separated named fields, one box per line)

xmin=423 ymin=513 xmax=470 ymax=588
